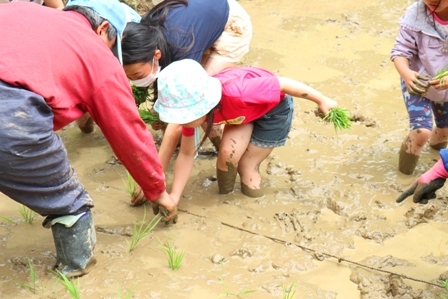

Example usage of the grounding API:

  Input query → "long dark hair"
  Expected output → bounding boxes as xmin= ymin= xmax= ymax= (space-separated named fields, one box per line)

xmin=122 ymin=22 xmax=171 ymax=67
xmin=141 ymin=0 xmax=188 ymax=27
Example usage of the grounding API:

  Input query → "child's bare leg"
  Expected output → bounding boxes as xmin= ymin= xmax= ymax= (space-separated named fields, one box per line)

xmin=158 ymin=123 xmax=182 ymax=171
xmin=399 ymin=128 xmax=431 ymax=175
xmin=201 ymin=122 xmax=223 ymax=151
xmin=76 ymin=113 xmax=94 ymax=134
xmin=238 ymin=144 xmax=273 ymax=198
xmin=429 ymin=127 xmax=448 ymax=150
xmin=216 ymin=124 xmax=252 ymax=194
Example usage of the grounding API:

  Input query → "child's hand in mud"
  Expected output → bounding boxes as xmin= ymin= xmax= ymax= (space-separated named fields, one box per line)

xmin=396 ymin=178 xmax=446 ymax=204
xmin=153 ymin=191 xmax=178 ymax=225
xmin=130 ymin=185 xmax=147 ymax=207
xmin=396 ymin=159 xmax=448 ymax=204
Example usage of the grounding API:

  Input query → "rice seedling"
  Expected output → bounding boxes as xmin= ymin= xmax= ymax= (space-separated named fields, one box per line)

xmin=119 ymin=285 xmax=136 ymax=299
xmin=55 ymin=270 xmax=80 ymax=299
xmin=433 ymin=66 xmax=448 ymax=84
xmin=131 ymin=84 xmax=150 ymax=106
xmin=323 ymin=107 xmax=352 ymax=132
xmin=282 ymin=281 xmax=297 ymax=299
xmin=437 ymin=279 xmax=448 ymax=299
xmin=159 ymin=240 xmax=185 ymax=270
xmin=138 ymin=108 xmax=161 ymax=124
xmin=122 ymin=170 xmax=138 ymax=198
xmin=18 ymin=205 xmax=38 ymax=224
xmin=0 ymin=215 xmax=15 ymax=224
xmin=127 ymin=208 xmax=162 ymax=252
xmin=16 ymin=260 xmax=40 ymax=294
xmin=218 ymin=276 xmax=256 ymax=298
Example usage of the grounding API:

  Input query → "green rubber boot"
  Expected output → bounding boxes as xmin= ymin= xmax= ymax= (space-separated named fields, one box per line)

xmin=45 ymin=211 xmax=97 ymax=278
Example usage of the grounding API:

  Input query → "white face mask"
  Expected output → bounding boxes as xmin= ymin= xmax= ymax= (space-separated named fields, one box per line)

xmin=130 ymin=58 xmax=161 ymax=87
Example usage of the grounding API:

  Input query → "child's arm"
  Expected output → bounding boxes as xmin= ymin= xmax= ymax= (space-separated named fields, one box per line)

xmin=158 ymin=123 xmax=182 ymax=171
xmin=277 ymin=77 xmax=337 ymax=114
xmin=170 ymin=133 xmax=196 ymax=205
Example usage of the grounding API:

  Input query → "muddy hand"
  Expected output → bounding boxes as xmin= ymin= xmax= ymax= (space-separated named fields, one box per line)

xmin=396 ymin=178 xmax=446 ymax=204
xmin=130 ymin=186 xmax=148 ymax=207
xmin=154 ymin=191 xmax=178 ymax=225
xmin=408 ymin=74 xmax=430 ymax=96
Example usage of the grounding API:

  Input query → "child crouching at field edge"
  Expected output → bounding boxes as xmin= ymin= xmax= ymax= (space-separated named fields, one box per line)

xmin=154 ymin=59 xmax=338 ymax=205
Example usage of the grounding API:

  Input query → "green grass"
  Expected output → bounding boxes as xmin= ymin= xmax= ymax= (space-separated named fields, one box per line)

xmin=159 ymin=240 xmax=185 ymax=270
xmin=18 ymin=205 xmax=38 ymax=224
xmin=218 ymin=276 xmax=256 ymax=298
xmin=127 ymin=208 xmax=162 ymax=252
xmin=0 ymin=215 xmax=15 ymax=224
xmin=323 ymin=107 xmax=352 ymax=132
xmin=55 ymin=270 xmax=81 ymax=299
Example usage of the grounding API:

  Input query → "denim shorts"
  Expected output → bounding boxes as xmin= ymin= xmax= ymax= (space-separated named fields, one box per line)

xmin=250 ymin=95 xmax=294 ymax=148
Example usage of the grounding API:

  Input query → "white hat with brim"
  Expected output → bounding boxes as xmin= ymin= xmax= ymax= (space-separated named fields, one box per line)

xmin=66 ymin=0 xmax=127 ymax=64
xmin=154 ymin=59 xmax=222 ymax=124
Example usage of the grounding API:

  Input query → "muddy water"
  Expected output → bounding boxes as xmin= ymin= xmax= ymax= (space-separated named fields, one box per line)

xmin=2 ymin=0 xmax=448 ymax=298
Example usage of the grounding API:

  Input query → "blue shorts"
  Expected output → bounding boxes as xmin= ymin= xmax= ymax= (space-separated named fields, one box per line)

xmin=250 ymin=95 xmax=294 ymax=148
xmin=0 ymin=81 xmax=93 ymax=216
xmin=401 ymin=79 xmax=448 ymax=130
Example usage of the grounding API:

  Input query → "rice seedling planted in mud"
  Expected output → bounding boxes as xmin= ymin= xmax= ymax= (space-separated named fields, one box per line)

xmin=128 ymin=208 xmax=162 ymax=252
xmin=437 ymin=279 xmax=448 ymax=299
xmin=323 ymin=107 xmax=352 ymax=132
xmin=16 ymin=260 xmax=40 ymax=294
xmin=159 ymin=240 xmax=185 ymax=270
xmin=282 ymin=281 xmax=297 ymax=299
xmin=18 ymin=205 xmax=38 ymax=224
xmin=55 ymin=270 xmax=81 ymax=299
xmin=119 ymin=285 xmax=136 ymax=299
xmin=218 ymin=276 xmax=256 ymax=298
xmin=122 ymin=170 xmax=138 ymax=198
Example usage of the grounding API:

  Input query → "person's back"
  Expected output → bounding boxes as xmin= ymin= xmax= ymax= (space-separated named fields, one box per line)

xmin=0 ymin=2 xmax=128 ymax=130
xmin=141 ymin=0 xmax=229 ymax=62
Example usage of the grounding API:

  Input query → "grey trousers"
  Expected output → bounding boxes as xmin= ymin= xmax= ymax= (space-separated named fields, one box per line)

xmin=0 ymin=81 xmax=93 ymax=216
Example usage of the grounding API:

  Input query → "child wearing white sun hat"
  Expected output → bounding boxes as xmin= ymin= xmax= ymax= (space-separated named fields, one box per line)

xmin=154 ymin=59 xmax=338 ymax=202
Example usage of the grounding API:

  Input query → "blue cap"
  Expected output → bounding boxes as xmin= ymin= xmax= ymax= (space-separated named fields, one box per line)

xmin=121 ymin=3 xmax=141 ymax=23
xmin=66 ymin=0 xmax=127 ymax=64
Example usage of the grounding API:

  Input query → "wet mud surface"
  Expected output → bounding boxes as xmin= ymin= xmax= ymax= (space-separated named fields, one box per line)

xmin=2 ymin=0 xmax=448 ymax=298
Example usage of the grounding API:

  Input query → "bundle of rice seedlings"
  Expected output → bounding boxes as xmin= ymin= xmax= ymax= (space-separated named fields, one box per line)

xmin=138 ymin=109 xmax=161 ymax=124
xmin=433 ymin=66 xmax=448 ymax=84
xmin=131 ymin=85 xmax=150 ymax=106
xmin=323 ymin=107 xmax=352 ymax=132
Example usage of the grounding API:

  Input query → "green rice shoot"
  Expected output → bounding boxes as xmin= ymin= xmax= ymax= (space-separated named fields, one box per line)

xmin=323 ymin=107 xmax=352 ymax=132
xmin=433 ymin=65 xmax=448 ymax=84
xmin=159 ymin=240 xmax=185 ymax=270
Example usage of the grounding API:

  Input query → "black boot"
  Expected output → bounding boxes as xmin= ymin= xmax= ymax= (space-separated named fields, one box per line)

xmin=47 ymin=211 xmax=97 ymax=278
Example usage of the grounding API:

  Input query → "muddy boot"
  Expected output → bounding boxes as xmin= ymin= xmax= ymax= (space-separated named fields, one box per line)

xmin=241 ymin=182 xmax=264 ymax=198
xmin=44 ymin=210 xmax=97 ymax=278
xmin=217 ymin=163 xmax=238 ymax=194
xmin=398 ymin=145 xmax=420 ymax=175
xmin=430 ymin=142 xmax=448 ymax=151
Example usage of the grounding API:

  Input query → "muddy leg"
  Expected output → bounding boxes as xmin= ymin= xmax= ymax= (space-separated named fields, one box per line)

xmin=217 ymin=162 xmax=238 ymax=194
xmin=398 ymin=143 xmax=420 ymax=175
xmin=241 ymin=182 xmax=264 ymax=198
xmin=429 ymin=127 xmax=448 ymax=150
xmin=76 ymin=113 xmax=95 ymax=134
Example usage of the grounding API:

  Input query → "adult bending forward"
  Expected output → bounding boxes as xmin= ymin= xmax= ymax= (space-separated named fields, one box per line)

xmin=0 ymin=0 xmax=177 ymax=278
